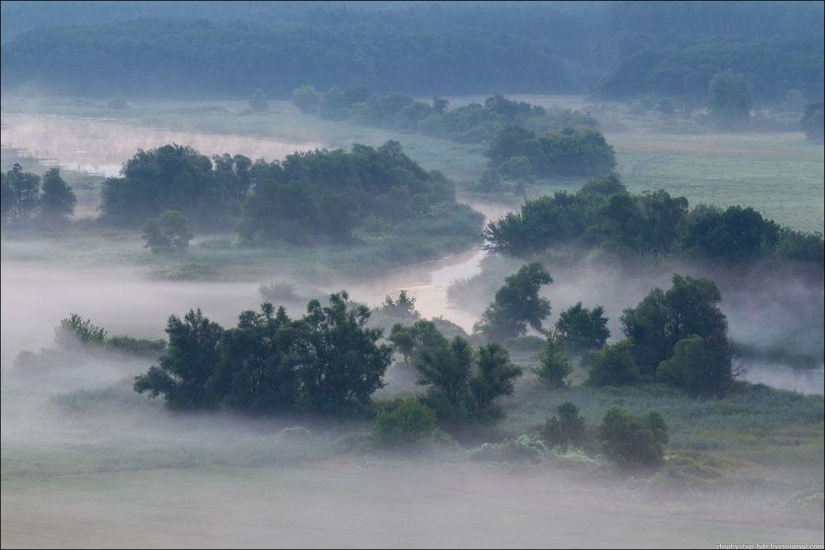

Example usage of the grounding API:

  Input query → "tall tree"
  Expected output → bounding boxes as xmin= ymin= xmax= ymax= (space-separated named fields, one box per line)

xmin=475 ymin=262 xmax=553 ymax=342
xmin=39 ymin=167 xmax=77 ymax=223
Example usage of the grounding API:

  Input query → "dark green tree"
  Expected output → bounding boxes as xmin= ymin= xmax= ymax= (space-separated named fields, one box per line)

xmin=554 ymin=302 xmax=610 ymax=355
xmin=39 ymin=167 xmax=77 ymax=223
xmin=657 ymin=334 xmax=738 ymax=397
xmin=621 ymin=274 xmax=729 ymax=379
xmin=1 ymin=164 xmax=40 ymax=224
xmin=475 ymin=262 xmax=553 ymax=342
xmin=294 ymin=291 xmax=393 ymax=415
xmin=533 ymin=329 xmax=573 ymax=388
xmin=212 ymin=303 xmax=299 ymax=413
xmin=134 ymin=309 xmax=224 ymax=410
xmin=682 ymin=205 xmax=781 ymax=262
xmin=142 ymin=209 xmax=194 ymax=254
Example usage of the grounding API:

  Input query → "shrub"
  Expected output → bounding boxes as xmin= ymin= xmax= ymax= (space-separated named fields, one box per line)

xmin=598 ymin=407 xmax=669 ymax=469
xmin=584 ymin=340 xmax=640 ymax=387
xmin=259 ymin=281 xmax=300 ymax=303
xmin=533 ymin=330 xmax=573 ymax=388
xmin=372 ymin=398 xmax=439 ymax=448
xmin=468 ymin=434 xmax=547 ymax=464
xmin=142 ymin=210 xmax=194 ymax=254
xmin=542 ymin=402 xmax=587 ymax=450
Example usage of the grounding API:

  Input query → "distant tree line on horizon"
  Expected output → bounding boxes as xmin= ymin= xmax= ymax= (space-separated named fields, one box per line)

xmin=2 ymin=2 xmax=821 ymax=104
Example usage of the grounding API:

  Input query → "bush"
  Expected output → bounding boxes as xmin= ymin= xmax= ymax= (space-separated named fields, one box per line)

xmin=372 ymin=398 xmax=439 ymax=448
xmin=533 ymin=330 xmax=573 ymax=388
xmin=468 ymin=434 xmax=547 ymax=464
xmin=598 ymin=407 xmax=669 ymax=469
xmin=584 ymin=340 xmax=640 ymax=387
xmin=542 ymin=402 xmax=587 ymax=451
xmin=142 ymin=210 xmax=193 ymax=254
xmin=259 ymin=281 xmax=300 ymax=303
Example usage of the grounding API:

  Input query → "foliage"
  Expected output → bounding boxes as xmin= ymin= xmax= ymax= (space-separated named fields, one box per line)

xmin=291 ymin=84 xmax=322 ymax=114
xmin=259 ymin=281 xmax=300 ymax=303
xmin=682 ymin=205 xmax=780 ymax=262
xmin=39 ymin=167 xmax=77 ymax=223
xmin=468 ymin=434 xmax=547 ymax=464
xmin=0 ymin=163 xmax=40 ymax=225
xmin=584 ymin=340 xmax=640 ymax=387
xmin=598 ymin=407 xmax=669 ymax=468
xmin=388 ymin=319 xmax=447 ymax=366
xmin=801 ymin=101 xmax=824 ymax=142
xmin=554 ymin=302 xmax=610 ymax=355
xmin=133 ymin=309 xmax=223 ymax=410
xmin=542 ymin=402 xmax=587 ymax=451
xmin=533 ymin=330 xmax=573 ymax=389
xmin=657 ymin=335 xmax=738 ymax=398
xmin=372 ymin=398 xmax=439 ymax=449
xmin=134 ymin=293 xmax=393 ymax=415
xmin=417 ymin=337 xmax=522 ymax=425
xmin=487 ymin=126 xmax=616 ymax=179
xmin=707 ymin=72 xmax=753 ymax=130
xmin=377 ymin=290 xmax=419 ymax=325
xmin=621 ymin=274 xmax=729 ymax=380
xmin=54 ymin=313 xmax=108 ymax=351
xmin=142 ymin=209 xmax=194 ymax=254
xmin=475 ymin=262 xmax=553 ymax=342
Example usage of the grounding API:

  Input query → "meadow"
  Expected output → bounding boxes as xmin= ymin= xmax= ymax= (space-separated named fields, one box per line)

xmin=1 ymin=94 xmax=823 ymax=547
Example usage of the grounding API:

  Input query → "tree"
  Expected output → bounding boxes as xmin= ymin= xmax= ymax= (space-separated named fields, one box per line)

xmin=372 ymin=398 xmax=439 ymax=449
xmin=801 ymin=101 xmax=824 ymax=142
xmin=584 ymin=340 xmax=640 ymax=387
xmin=134 ymin=309 xmax=224 ymax=410
xmin=212 ymin=303 xmax=299 ymax=414
xmin=39 ymin=167 xmax=77 ymax=223
xmin=1 ymin=164 xmax=40 ymax=224
xmin=707 ymin=72 xmax=752 ymax=129
xmin=142 ymin=210 xmax=194 ymax=253
xmin=249 ymin=89 xmax=269 ymax=112
xmin=533 ymin=329 xmax=573 ymax=388
xmin=598 ymin=407 xmax=669 ymax=468
xmin=292 ymin=85 xmax=322 ymax=114
xmin=475 ymin=262 xmax=553 ymax=342
xmin=294 ymin=291 xmax=393 ymax=415
xmin=657 ymin=334 xmax=738 ymax=397
xmin=621 ymin=274 xmax=729 ymax=379
xmin=54 ymin=313 xmax=108 ymax=351
xmin=417 ymin=336 xmax=521 ymax=424
xmin=554 ymin=302 xmax=610 ymax=355
xmin=682 ymin=205 xmax=780 ymax=262
xmin=389 ymin=319 xmax=448 ymax=366
xmin=542 ymin=402 xmax=586 ymax=450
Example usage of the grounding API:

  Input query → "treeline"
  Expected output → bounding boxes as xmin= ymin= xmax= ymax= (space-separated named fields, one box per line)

xmin=599 ymin=33 xmax=824 ymax=105
xmin=98 ymin=141 xmax=480 ymax=245
xmin=483 ymin=176 xmax=824 ymax=267
xmin=0 ymin=19 xmax=573 ymax=98
xmin=294 ymin=88 xmax=599 ymax=144
xmin=3 ymin=2 xmax=820 ymax=103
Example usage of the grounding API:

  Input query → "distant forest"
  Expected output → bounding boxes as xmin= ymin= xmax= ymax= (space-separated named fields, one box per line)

xmin=1 ymin=1 xmax=823 ymax=102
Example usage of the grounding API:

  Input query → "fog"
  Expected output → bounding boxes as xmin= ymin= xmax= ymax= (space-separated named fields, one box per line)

xmin=1 ymin=114 xmax=322 ymax=177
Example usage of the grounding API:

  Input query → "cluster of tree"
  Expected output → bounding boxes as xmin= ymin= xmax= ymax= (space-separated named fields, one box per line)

xmin=101 ymin=141 xmax=475 ymax=245
xmin=485 ymin=126 xmax=616 ymax=181
xmin=13 ymin=314 xmax=166 ymax=375
xmin=134 ymin=292 xmax=393 ymax=415
xmin=1 ymin=165 xmax=76 ymax=226
xmin=1 ymin=19 xmax=574 ymax=98
xmin=483 ymin=176 xmax=824 ymax=267
xmin=583 ymin=274 xmax=738 ymax=398
xmin=294 ymin=87 xmax=598 ymax=145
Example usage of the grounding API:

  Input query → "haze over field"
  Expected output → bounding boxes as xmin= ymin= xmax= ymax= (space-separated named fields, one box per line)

xmin=1 ymin=1 xmax=823 ymax=548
